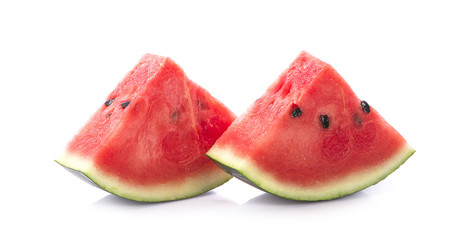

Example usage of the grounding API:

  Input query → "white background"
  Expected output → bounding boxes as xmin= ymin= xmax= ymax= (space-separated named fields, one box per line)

xmin=1 ymin=0 xmax=458 ymax=239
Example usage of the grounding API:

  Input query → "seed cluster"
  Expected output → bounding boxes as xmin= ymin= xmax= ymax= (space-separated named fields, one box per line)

xmin=289 ymin=101 xmax=371 ymax=130
xmin=104 ymin=98 xmax=131 ymax=118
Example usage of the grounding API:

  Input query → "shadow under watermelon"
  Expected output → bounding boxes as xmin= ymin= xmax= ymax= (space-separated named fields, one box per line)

xmin=243 ymin=190 xmax=370 ymax=206
xmin=88 ymin=190 xmax=240 ymax=216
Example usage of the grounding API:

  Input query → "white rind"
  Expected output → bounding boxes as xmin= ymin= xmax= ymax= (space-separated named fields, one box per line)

xmin=207 ymin=143 xmax=415 ymax=201
xmin=55 ymin=152 xmax=232 ymax=202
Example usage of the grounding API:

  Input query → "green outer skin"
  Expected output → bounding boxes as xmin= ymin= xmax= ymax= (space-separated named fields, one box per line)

xmin=206 ymin=148 xmax=415 ymax=201
xmin=211 ymin=160 xmax=264 ymax=191
xmin=55 ymin=159 xmax=231 ymax=202
xmin=56 ymin=161 xmax=104 ymax=190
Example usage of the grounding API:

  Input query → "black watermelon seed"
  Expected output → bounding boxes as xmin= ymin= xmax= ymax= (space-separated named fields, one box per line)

xmin=361 ymin=100 xmax=370 ymax=113
xmin=353 ymin=113 xmax=362 ymax=126
xmin=108 ymin=113 xmax=112 ymax=117
xmin=104 ymin=98 xmax=114 ymax=107
xmin=197 ymin=99 xmax=208 ymax=110
xmin=291 ymin=107 xmax=302 ymax=118
xmin=121 ymin=101 xmax=131 ymax=108
xmin=320 ymin=115 xmax=329 ymax=129
xmin=171 ymin=111 xmax=179 ymax=122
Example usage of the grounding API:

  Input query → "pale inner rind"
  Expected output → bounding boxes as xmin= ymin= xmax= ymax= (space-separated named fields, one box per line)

xmin=207 ymin=143 xmax=415 ymax=201
xmin=55 ymin=152 xmax=231 ymax=202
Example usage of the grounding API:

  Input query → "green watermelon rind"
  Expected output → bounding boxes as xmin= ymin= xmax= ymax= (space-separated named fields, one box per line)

xmin=206 ymin=144 xmax=415 ymax=201
xmin=55 ymin=152 xmax=232 ymax=202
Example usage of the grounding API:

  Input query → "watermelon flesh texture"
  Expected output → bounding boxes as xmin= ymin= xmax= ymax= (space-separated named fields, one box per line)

xmin=207 ymin=51 xmax=415 ymax=201
xmin=56 ymin=54 xmax=235 ymax=202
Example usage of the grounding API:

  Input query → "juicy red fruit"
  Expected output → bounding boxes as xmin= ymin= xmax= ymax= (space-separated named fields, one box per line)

xmin=208 ymin=51 xmax=413 ymax=196
xmin=60 ymin=54 xmax=235 ymax=194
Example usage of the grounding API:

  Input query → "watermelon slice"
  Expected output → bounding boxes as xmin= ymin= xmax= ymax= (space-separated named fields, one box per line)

xmin=207 ymin=51 xmax=415 ymax=201
xmin=56 ymin=54 xmax=235 ymax=202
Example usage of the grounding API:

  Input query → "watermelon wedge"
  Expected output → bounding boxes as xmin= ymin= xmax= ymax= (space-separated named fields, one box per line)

xmin=207 ymin=51 xmax=415 ymax=201
xmin=56 ymin=54 xmax=235 ymax=202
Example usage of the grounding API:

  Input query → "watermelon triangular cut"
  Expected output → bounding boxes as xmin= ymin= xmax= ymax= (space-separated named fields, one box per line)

xmin=207 ymin=51 xmax=415 ymax=201
xmin=56 ymin=54 xmax=235 ymax=202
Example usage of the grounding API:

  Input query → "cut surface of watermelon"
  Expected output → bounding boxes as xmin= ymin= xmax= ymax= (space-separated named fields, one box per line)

xmin=207 ymin=51 xmax=415 ymax=201
xmin=56 ymin=54 xmax=235 ymax=202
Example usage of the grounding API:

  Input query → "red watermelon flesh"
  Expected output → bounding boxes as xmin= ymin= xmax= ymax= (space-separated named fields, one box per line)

xmin=56 ymin=54 xmax=235 ymax=202
xmin=207 ymin=51 xmax=415 ymax=201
